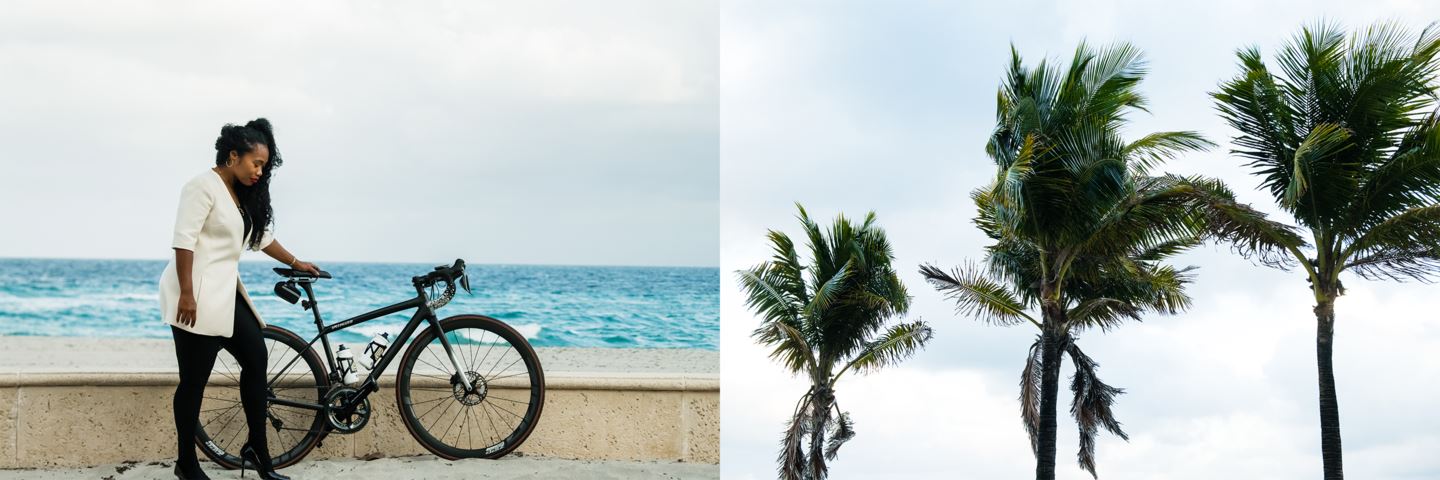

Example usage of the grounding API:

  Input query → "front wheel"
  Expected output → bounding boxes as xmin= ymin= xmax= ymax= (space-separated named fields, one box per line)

xmin=396 ymin=314 xmax=545 ymax=459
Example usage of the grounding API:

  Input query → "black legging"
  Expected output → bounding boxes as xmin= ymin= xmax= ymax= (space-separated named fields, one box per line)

xmin=171 ymin=288 xmax=269 ymax=467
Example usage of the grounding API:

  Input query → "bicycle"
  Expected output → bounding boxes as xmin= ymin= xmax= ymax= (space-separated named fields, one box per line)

xmin=192 ymin=258 xmax=546 ymax=469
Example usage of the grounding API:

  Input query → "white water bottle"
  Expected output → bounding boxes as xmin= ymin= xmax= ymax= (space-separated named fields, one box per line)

xmin=335 ymin=344 xmax=359 ymax=385
xmin=359 ymin=332 xmax=391 ymax=370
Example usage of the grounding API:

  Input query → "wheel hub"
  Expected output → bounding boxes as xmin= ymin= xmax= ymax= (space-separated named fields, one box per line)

xmin=452 ymin=370 xmax=488 ymax=406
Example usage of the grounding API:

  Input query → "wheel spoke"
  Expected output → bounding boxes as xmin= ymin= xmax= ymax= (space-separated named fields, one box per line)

xmin=423 ymin=397 xmax=457 ymax=434
xmin=486 ymin=371 xmax=529 ymax=382
xmin=439 ymin=402 xmax=465 ymax=444
xmin=464 ymin=404 xmax=474 ymax=450
xmin=416 ymin=392 xmax=453 ymax=425
xmin=485 ymin=354 xmax=523 ymax=382
xmin=485 ymin=395 xmax=530 ymax=406
xmin=479 ymin=400 xmax=503 ymax=445
xmin=484 ymin=398 xmax=526 ymax=422
xmin=203 ymin=402 xmax=242 ymax=429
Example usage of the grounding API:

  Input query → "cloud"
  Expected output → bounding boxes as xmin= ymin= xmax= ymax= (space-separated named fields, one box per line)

xmin=0 ymin=0 xmax=717 ymax=267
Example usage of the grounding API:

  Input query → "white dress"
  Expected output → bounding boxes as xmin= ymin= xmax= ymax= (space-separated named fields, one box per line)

xmin=157 ymin=168 xmax=275 ymax=337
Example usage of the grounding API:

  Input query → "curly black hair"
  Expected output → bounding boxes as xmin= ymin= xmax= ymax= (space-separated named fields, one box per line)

xmin=214 ymin=118 xmax=284 ymax=251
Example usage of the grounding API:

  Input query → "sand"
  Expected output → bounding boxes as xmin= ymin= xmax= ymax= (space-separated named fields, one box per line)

xmin=0 ymin=336 xmax=718 ymax=375
xmin=0 ymin=454 xmax=717 ymax=479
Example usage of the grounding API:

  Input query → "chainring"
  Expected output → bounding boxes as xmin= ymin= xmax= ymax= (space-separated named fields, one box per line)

xmin=324 ymin=386 xmax=372 ymax=434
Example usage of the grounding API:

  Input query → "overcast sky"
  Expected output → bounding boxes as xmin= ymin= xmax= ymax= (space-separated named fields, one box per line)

xmin=0 ymin=0 xmax=716 ymax=267
xmin=721 ymin=1 xmax=1440 ymax=479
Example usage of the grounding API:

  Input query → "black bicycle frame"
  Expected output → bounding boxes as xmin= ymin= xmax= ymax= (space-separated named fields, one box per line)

xmin=265 ymin=276 xmax=470 ymax=415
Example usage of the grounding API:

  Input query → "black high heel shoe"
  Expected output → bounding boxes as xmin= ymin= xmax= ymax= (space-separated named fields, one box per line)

xmin=173 ymin=462 xmax=212 ymax=480
xmin=239 ymin=443 xmax=292 ymax=480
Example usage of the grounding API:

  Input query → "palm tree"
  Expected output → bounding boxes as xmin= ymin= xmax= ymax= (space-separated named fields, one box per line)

xmin=736 ymin=204 xmax=933 ymax=480
xmin=920 ymin=41 xmax=1223 ymax=479
xmin=1209 ymin=21 xmax=1440 ymax=479
xmin=921 ymin=229 xmax=1196 ymax=478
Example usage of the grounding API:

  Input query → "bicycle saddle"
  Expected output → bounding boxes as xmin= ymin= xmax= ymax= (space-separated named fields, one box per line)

xmin=272 ymin=267 xmax=332 ymax=279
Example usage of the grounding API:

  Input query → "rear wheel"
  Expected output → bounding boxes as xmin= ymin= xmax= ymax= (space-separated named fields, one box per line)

xmin=195 ymin=325 xmax=329 ymax=469
xmin=396 ymin=314 xmax=545 ymax=459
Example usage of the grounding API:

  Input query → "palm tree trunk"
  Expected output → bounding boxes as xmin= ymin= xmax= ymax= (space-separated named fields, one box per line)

xmin=1034 ymin=329 xmax=1064 ymax=480
xmin=1315 ymin=299 xmax=1343 ymax=479
xmin=808 ymin=385 xmax=834 ymax=479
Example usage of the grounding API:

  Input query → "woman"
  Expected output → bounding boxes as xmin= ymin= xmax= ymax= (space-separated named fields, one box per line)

xmin=157 ymin=118 xmax=318 ymax=480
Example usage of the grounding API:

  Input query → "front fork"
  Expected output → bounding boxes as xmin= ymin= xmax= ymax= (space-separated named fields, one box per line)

xmin=427 ymin=313 xmax=477 ymax=393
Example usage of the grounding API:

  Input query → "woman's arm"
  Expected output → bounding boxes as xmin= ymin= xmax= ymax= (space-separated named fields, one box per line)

xmin=171 ymin=178 xmax=210 ymax=327
xmin=173 ymin=248 xmax=198 ymax=327
xmin=262 ymin=239 xmax=321 ymax=275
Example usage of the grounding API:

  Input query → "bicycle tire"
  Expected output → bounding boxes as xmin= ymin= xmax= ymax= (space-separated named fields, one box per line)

xmin=395 ymin=314 xmax=546 ymax=459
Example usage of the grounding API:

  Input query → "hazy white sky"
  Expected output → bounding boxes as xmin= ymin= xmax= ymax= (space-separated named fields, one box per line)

xmin=0 ymin=0 xmax=717 ymax=267
xmin=721 ymin=1 xmax=1440 ymax=479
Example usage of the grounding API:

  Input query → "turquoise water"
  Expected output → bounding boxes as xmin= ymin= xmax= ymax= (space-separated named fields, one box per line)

xmin=0 ymin=258 xmax=718 ymax=350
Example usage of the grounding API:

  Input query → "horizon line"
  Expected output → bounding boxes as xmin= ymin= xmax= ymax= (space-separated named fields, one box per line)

xmin=0 ymin=255 xmax=720 ymax=270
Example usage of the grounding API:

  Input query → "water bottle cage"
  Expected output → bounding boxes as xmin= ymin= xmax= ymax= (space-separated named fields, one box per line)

xmin=370 ymin=346 xmax=386 ymax=364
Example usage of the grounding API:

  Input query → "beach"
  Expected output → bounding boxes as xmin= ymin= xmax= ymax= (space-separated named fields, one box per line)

xmin=0 ymin=336 xmax=718 ymax=375
xmin=0 ymin=454 xmax=718 ymax=479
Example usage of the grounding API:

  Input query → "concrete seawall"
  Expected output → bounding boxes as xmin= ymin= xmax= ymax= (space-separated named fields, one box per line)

xmin=0 ymin=338 xmax=718 ymax=469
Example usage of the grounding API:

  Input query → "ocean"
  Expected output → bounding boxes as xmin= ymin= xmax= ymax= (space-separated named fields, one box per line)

xmin=0 ymin=258 xmax=718 ymax=350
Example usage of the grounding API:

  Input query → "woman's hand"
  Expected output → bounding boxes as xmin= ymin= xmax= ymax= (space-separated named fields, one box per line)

xmin=292 ymin=260 xmax=321 ymax=276
xmin=177 ymin=292 xmax=198 ymax=327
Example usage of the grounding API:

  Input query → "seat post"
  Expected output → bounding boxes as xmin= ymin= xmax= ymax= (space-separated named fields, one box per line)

xmin=299 ymin=281 xmax=323 ymax=326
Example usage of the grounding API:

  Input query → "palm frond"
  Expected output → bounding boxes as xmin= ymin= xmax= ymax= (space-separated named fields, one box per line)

xmin=751 ymin=320 xmax=817 ymax=375
xmin=1344 ymin=207 xmax=1440 ymax=282
xmin=1348 ymin=110 xmax=1440 ymax=227
xmin=920 ymin=263 xmax=1038 ymax=328
xmin=1122 ymin=131 xmax=1216 ymax=174
xmin=1345 ymin=205 xmax=1440 ymax=258
xmin=1135 ymin=236 xmax=1205 ymax=262
xmin=736 ymin=264 xmax=802 ymax=325
xmin=779 ymin=391 xmax=814 ymax=480
xmin=1069 ymin=175 xmax=1207 ymax=266
xmin=838 ymin=320 xmax=934 ymax=377
xmin=797 ymin=203 xmax=837 ymax=283
xmin=1212 ymin=47 xmax=1302 ymax=207
xmin=766 ymin=229 xmax=812 ymax=306
xmin=823 ymin=410 xmax=854 ymax=461
xmin=1067 ymin=342 xmax=1129 ymax=479
xmin=1282 ymin=122 xmax=1353 ymax=209
xmin=1066 ymin=298 xmax=1142 ymax=331
xmin=803 ymin=259 xmax=853 ymax=319
xmin=1346 ymin=244 xmax=1440 ymax=281
xmin=1078 ymin=41 xmax=1148 ymax=121
xmin=1138 ymin=264 xmax=1197 ymax=314
xmin=1020 ymin=337 xmax=1044 ymax=455
xmin=1171 ymin=175 xmax=1309 ymax=269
